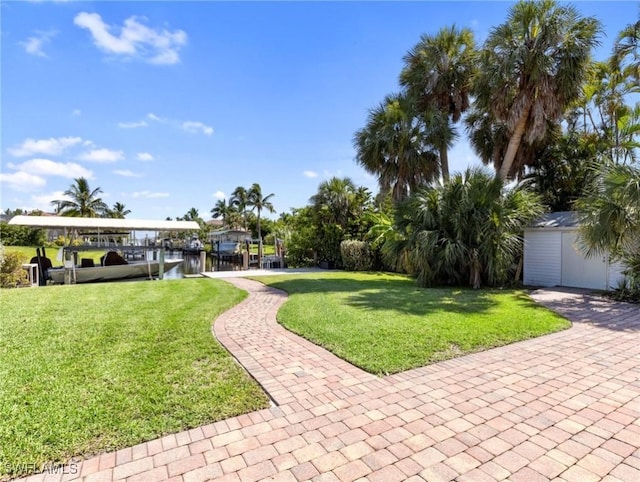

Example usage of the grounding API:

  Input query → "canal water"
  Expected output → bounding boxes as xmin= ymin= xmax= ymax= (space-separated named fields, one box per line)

xmin=163 ymin=251 xmax=212 ymax=279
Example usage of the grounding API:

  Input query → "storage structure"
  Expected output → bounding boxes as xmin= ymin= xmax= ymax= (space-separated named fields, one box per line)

xmin=523 ymin=212 xmax=625 ymax=290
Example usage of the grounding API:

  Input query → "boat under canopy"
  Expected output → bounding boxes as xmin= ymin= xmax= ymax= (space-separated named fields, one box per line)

xmin=8 ymin=216 xmax=200 ymax=284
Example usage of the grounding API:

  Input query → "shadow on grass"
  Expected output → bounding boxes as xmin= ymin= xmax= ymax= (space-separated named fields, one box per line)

xmin=265 ymin=275 xmax=550 ymax=317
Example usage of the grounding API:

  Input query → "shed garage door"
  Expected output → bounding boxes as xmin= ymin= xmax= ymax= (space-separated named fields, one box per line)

xmin=561 ymin=232 xmax=607 ymax=289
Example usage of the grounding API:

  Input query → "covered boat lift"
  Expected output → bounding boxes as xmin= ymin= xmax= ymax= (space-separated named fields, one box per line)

xmin=8 ymin=216 xmax=200 ymax=284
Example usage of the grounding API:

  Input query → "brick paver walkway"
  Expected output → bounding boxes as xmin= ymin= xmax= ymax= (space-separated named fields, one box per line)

xmin=19 ymin=282 xmax=640 ymax=482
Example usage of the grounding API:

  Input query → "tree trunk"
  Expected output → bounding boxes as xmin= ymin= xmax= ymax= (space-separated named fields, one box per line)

xmin=514 ymin=255 xmax=523 ymax=282
xmin=498 ymin=107 xmax=531 ymax=180
xmin=439 ymin=145 xmax=450 ymax=182
xmin=470 ymin=250 xmax=482 ymax=289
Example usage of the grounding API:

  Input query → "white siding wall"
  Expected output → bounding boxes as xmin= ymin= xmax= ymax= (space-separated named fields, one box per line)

xmin=523 ymin=230 xmax=562 ymax=287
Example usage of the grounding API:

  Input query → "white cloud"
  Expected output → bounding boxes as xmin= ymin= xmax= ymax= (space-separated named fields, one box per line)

xmin=147 ymin=112 xmax=164 ymax=122
xmin=72 ymin=109 xmax=81 ymax=116
xmin=8 ymin=136 xmax=83 ymax=157
xmin=141 ymin=113 xmax=213 ymax=136
xmin=303 ymin=170 xmax=318 ymax=178
xmin=73 ymin=12 xmax=187 ymax=65
xmin=19 ymin=30 xmax=56 ymax=57
xmin=131 ymin=190 xmax=169 ymax=198
xmin=118 ymin=120 xmax=147 ymax=128
xmin=182 ymin=121 xmax=213 ymax=136
xmin=30 ymin=191 xmax=71 ymax=211
xmin=212 ymin=190 xmax=225 ymax=199
xmin=8 ymin=158 xmax=94 ymax=179
xmin=0 ymin=171 xmax=47 ymax=190
xmin=78 ymin=148 xmax=124 ymax=163
xmin=113 ymin=169 xmax=143 ymax=177
xmin=136 ymin=152 xmax=154 ymax=161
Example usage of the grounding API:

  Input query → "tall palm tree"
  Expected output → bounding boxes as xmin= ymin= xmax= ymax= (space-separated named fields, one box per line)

xmin=465 ymin=105 xmax=559 ymax=179
xmin=472 ymin=0 xmax=601 ymax=180
xmin=247 ymin=183 xmax=275 ymax=242
xmin=354 ymin=93 xmax=442 ymax=202
xmin=387 ymin=167 xmax=543 ymax=288
xmin=400 ymin=25 xmax=476 ymax=181
xmin=211 ymin=198 xmax=238 ymax=228
xmin=52 ymin=177 xmax=108 ymax=217
xmin=108 ymin=202 xmax=131 ymax=219
xmin=230 ymin=186 xmax=250 ymax=230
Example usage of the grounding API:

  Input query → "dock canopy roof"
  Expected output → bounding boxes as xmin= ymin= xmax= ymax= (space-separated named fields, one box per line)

xmin=8 ymin=216 xmax=200 ymax=232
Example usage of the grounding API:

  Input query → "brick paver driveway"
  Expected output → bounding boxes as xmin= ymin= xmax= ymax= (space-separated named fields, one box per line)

xmin=20 ymin=281 xmax=639 ymax=482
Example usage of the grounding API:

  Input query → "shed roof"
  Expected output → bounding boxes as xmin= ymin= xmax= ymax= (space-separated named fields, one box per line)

xmin=8 ymin=215 xmax=200 ymax=232
xmin=529 ymin=211 xmax=579 ymax=229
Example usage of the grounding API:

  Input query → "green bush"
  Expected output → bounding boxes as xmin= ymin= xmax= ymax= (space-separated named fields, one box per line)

xmin=0 ymin=248 xmax=28 ymax=288
xmin=340 ymin=240 xmax=374 ymax=271
xmin=50 ymin=236 xmax=85 ymax=247
xmin=0 ymin=222 xmax=46 ymax=246
xmin=610 ymin=253 xmax=640 ymax=303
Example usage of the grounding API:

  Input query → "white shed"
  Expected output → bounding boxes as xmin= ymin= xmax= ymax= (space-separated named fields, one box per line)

xmin=523 ymin=212 xmax=625 ymax=290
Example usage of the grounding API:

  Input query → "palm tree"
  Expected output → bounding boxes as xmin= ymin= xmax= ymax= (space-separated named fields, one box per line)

xmin=472 ymin=0 xmax=601 ymax=180
xmin=354 ymin=93 xmax=442 ymax=202
xmin=577 ymin=162 xmax=640 ymax=296
xmin=524 ymin=132 xmax=597 ymax=211
xmin=52 ymin=177 xmax=108 ymax=217
xmin=230 ymin=186 xmax=250 ymax=230
xmin=310 ymin=177 xmax=357 ymax=227
xmin=211 ymin=198 xmax=238 ymax=228
xmin=108 ymin=202 xmax=131 ymax=219
xmin=400 ymin=25 xmax=476 ymax=181
xmin=576 ymin=163 xmax=640 ymax=258
xmin=612 ymin=17 xmax=639 ymax=82
xmin=183 ymin=207 xmax=201 ymax=223
xmin=247 ymin=183 xmax=275 ymax=242
xmin=308 ymin=177 xmax=361 ymax=266
xmin=386 ymin=167 xmax=543 ymax=288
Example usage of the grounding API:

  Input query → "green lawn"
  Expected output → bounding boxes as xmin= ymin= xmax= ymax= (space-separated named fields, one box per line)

xmin=257 ymin=272 xmax=571 ymax=375
xmin=0 ymin=279 xmax=268 ymax=479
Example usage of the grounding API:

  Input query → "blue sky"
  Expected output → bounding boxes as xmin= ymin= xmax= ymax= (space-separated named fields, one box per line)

xmin=1 ymin=1 xmax=636 ymax=221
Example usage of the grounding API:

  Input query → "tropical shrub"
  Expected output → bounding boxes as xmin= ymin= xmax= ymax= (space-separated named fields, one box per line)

xmin=284 ymin=178 xmax=378 ymax=268
xmin=386 ymin=167 xmax=544 ymax=288
xmin=0 ymin=222 xmax=46 ymax=246
xmin=283 ymin=207 xmax=317 ymax=267
xmin=611 ymin=253 xmax=640 ymax=303
xmin=340 ymin=240 xmax=374 ymax=271
xmin=0 ymin=249 xmax=28 ymax=288
xmin=617 ymin=254 xmax=640 ymax=303
xmin=577 ymin=163 xmax=640 ymax=301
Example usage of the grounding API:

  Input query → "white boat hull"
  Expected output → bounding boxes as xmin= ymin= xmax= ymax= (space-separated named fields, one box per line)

xmin=48 ymin=259 xmax=183 ymax=284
